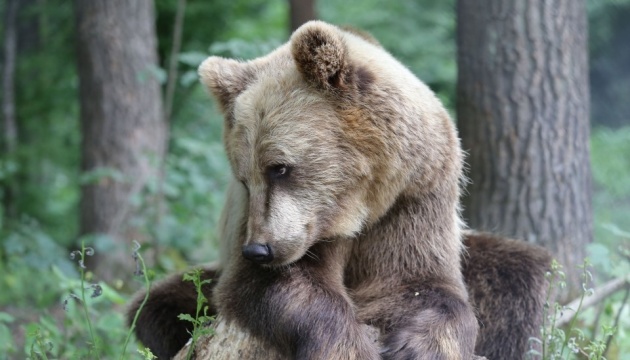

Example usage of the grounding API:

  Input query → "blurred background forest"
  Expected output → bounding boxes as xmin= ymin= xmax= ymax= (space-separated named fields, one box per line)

xmin=1 ymin=0 xmax=629 ymax=359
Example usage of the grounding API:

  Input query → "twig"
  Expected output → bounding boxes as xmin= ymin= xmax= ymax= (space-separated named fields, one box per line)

xmin=556 ymin=276 xmax=630 ymax=326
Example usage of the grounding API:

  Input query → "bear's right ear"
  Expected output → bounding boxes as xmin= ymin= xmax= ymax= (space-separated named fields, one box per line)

xmin=291 ymin=21 xmax=349 ymax=91
xmin=198 ymin=57 xmax=254 ymax=115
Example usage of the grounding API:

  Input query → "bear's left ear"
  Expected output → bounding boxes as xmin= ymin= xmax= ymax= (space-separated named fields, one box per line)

xmin=198 ymin=57 xmax=255 ymax=114
xmin=291 ymin=21 xmax=349 ymax=90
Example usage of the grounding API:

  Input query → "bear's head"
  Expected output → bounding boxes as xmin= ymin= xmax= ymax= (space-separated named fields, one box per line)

xmin=200 ymin=21 xmax=462 ymax=267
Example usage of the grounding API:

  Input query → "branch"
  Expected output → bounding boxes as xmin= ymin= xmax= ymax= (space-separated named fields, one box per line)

xmin=556 ymin=276 xmax=630 ymax=326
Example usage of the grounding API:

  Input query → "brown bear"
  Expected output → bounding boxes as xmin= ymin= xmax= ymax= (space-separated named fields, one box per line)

xmin=128 ymin=233 xmax=550 ymax=360
xmin=128 ymin=21 xmax=551 ymax=360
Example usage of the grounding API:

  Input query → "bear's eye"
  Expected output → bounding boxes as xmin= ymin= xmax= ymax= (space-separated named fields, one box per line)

xmin=266 ymin=164 xmax=292 ymax=181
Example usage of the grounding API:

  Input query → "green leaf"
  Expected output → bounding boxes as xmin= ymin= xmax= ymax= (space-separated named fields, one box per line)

xmin=178 ymin=52 xmax=208 ymax=67
xmin=0 ymin=323 xmax=15 ymax=353
xmin=587 ymin=243 xmax=611 ymax=273
xmin=601 ymin=223 xmax=630 ymax=238
xmin=177 ymin=314 xmax=196 ymax=323
xmin=180 ymin=70 xmax=199 ymax=87
xmin=182 ymin=272 xmax=195 ymax=282
xmin=0 ymin=312 xmax=15 ymax=323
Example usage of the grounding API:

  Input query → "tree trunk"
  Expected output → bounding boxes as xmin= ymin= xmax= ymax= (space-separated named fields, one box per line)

xmin=173 ymin=316 xmax=380 ymax=360
xmin=173 ymin=317 xmax=486 ymax=360
xmin=456 ymin=0 xmax=592 ymax=300
xmin=2 ymin=0 xmax=19 ymax=218
xmin=288 ymin=0 xmax=316 ymax=32
xmin=173 ymin=316 xmax=285 ymax=360
xmin=16 ymin=0 xmax=41 ymax=54
xmin=74 ymin=0 xmax=166 ymax=279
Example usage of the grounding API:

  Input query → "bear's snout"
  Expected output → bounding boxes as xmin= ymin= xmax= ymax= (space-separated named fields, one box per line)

xmin=242 ymin=243 xmax=274 ymax=264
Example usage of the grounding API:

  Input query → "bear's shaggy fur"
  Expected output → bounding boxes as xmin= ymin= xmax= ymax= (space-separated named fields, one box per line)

xmin=462 ymin=232 xmax=551 ymax=359
xmin=128 ymin=21 xmax=551 ymax=359
xmin=208 ymin=20 xmax=475 ymax=359
xmin=128 ymin=233 xmax=550 ymax=359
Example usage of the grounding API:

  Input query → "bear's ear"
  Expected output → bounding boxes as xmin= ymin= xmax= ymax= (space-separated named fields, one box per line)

xmin=291 ymin=21 xmax=349 ymax=90
xmin=198 ymin=57 xmax=254 ymax=113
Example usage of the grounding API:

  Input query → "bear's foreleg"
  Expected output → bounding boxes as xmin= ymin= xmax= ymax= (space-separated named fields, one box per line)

xmin=214 ymin=242 xmax=380 ymax=360
xmin=356 ymin=281 xmax=478 ymax=360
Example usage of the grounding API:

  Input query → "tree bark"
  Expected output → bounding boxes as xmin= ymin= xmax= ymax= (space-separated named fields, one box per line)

xmin=74 ymin=0 xmax=166 ymax=279
xmin=173 ymin=316 xmax=380 ymax=360
xmin=288 ymin=0 xmax=316 ymax=33
xmin=173 ymin=316 xmax=285 ymax=360
xmin=173 ymin=317 xmax=486 ymax=360
xmin=456 ymin=0 xmax=592 ymax=300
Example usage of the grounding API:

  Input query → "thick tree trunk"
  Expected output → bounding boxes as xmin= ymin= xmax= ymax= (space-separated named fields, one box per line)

xmin=288 ymin=0 xmax=316 ymax=32
xmin=173 ymin=316 xmax=380 ymax=360
xmin=173 ymin=316 xmax=284 ymax=360
xmin=174 ymin=318 xmax=485 ymax=360
xmin=74 ymin=0 xmax=166 ymax=279
xmin=456 ymin=0 xmax=592 ymax=300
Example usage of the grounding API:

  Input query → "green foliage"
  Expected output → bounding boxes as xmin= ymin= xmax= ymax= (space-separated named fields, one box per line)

xmin=0 ymin=221 xmax=77 ymax=307
xmin=123 ymin=242 xmax=153 ymax=360
xmin=70 ymin=244 xmax=102 ymax=358
xmin=591 ymin=127 xmax=630 ymax=249
xmin=530 ymin=259 xmax=627 ymax=360
xmin=588 ymin=0 xmax=630 ymax=128
xmin=12 ymin=243 xmax=157 ymax=360
xmin=178 ymin=269 xmax=215 ymax=360
xmin=6 ymin=0 xmax=80 ymax=245
xmin=591 ymin=127 xmax=630 ymax=197
xmin=1 ymin=1 xmax=629 ymax=359
xmin=0 ymin=312 xmax=17 ymax=356
xmin=319 ymin=0 xmax=457 ymax=109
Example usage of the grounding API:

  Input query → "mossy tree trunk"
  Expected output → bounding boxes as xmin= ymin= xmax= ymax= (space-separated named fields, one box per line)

xmin=74 ymin=0 xmax=167 ymax=279
xmin=456 ymin=0 xmax=592 ymax=300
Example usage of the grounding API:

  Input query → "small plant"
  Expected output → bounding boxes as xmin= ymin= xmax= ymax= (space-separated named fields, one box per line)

xmin=529 ymin=259 xmax=620 ymax=360
xmin=122 ymin=240 xmax=153 ymax=360
xmin=19 ymin=241 xmax=155 ymax=359
xmin=27 ymin=327 xmax=52 ymax=360
xmin=137 ymin=347 xmax=158 ymax=360
xmin=68 ymin=242 xmax=102 ymax=359
xmin=177 ymin=268 xmax=215 ymax=360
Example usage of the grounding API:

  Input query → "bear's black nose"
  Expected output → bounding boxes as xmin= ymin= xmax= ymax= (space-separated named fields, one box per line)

xmin=242 ymin=243 xmax=274 ymax=264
